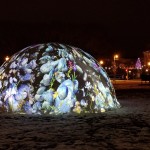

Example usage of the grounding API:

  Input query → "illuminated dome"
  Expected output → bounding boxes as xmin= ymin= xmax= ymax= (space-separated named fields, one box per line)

xmin=0 ymin=43 xmax=120 ymax=114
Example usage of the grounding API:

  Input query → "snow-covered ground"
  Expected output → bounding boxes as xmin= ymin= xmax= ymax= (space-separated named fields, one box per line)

xmin=0 ymin=80 xmax=150 ymax=150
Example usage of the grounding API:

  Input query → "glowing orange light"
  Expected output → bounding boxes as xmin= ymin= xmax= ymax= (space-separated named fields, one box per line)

xmin=114 ymin=54 xmax=119 ymax=60
xmin=99 ymin=60 xmax=104 ymax=65
xmin=5 ymin=56 xmax=10 ymax=61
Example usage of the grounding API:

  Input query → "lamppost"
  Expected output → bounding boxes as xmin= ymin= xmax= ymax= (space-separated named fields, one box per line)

xmin=114 ymin=54 xmax=119 ymax=63
xmin=99 ymin=60 xmax=104 ymax=66
xmin=5 ymin=56 xmax=10 ymax=61
xmin=113 ymin=54 xmax=119 ymax=80
xmin=148 ymin=62 xmax=150 ymax=67
xmin=147 ymin=62 xmax=150 ymax=74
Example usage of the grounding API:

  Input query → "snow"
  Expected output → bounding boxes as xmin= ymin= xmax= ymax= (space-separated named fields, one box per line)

xmin=0 ymin=79 xmax=150 ymax=150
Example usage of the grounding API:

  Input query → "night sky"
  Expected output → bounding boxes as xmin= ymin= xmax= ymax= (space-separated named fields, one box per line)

xmin=0 ymin=0 xmax=150 ymax=63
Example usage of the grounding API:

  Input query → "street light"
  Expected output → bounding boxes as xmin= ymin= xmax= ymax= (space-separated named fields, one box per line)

xmin=148 ymin=62 xmax=150 ymax=67
xmin=5 ymin=56 xmax=10 ymax=61
xmin=99 ymin=60 xmax=104 ymax=65
xmin=114 ymin=54 xmax=119 ymax=62
xmin=113 ymin=54 xmax=119 ymax=68
xmin=113 ymin=54 xmax=119 ymax=81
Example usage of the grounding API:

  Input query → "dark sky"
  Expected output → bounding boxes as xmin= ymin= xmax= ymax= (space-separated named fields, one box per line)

xmin=0 ymin=0 xmax=150 ymax=62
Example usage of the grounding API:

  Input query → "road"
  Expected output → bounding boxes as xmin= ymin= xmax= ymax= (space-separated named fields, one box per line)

xmin=111 ymin=79 xmax=150 ymax=90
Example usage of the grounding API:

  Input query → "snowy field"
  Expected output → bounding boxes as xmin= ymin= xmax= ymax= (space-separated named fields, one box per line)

xmin=0 ymin=80 xmax=150 ymax=150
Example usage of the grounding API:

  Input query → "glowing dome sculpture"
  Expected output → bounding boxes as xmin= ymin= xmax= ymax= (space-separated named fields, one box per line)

xmin=0 ymin=43 xmax=120 ymax=114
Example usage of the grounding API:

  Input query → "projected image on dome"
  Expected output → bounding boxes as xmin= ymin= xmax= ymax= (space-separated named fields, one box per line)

xmin=0 ymin=43 xmax=120 ymax=114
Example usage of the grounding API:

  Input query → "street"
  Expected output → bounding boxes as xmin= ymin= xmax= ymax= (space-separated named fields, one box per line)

xmin=111 ymin=79 xmax=150 ymax=90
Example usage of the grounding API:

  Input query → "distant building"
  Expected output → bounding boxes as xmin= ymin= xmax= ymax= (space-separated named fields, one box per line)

xmin=143 ymin=51 xmax=150 ymax=66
